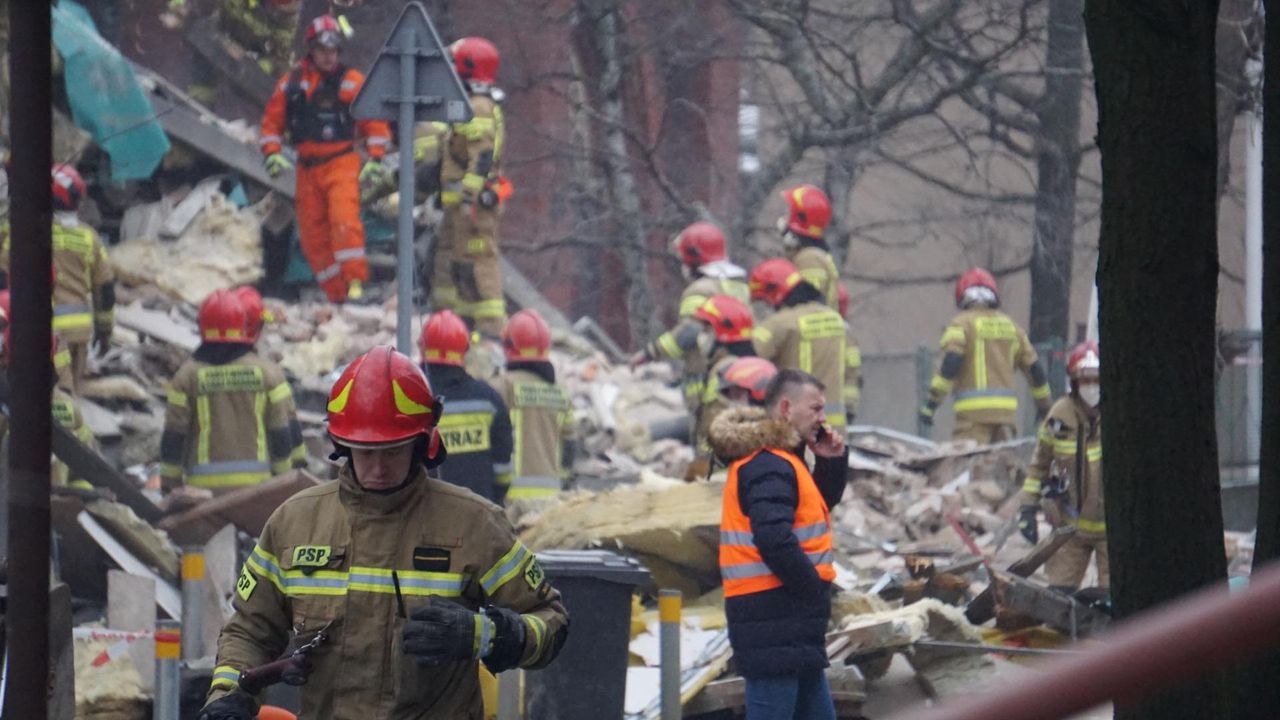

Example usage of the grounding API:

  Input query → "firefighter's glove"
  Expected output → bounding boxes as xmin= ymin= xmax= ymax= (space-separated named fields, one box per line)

xmin=92 ymin=329 xmax=111 ymax=357
xmin=199 ymin=692 xmax=256 ymax=720
xmin=477 ymin=187 xmax=499 ymax=209
xmin=482 ymin=605 xmax=528 ymax=673
xmin=917 ymin=402 xmax=936 ymax=429
xmin=1018 ymin=505 xmax=1039 ymax=545
xmin=264 ymin=153 xmax=292 ymax=178
xmin=402 ymin=596 xmax=495 ymax=666
xmin=359 ymin=159 xmax=387 ymax=185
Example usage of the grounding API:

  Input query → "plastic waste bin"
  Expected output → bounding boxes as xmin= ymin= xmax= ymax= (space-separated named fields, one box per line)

xmin=525 ymin=550 xmax=652 ymax=720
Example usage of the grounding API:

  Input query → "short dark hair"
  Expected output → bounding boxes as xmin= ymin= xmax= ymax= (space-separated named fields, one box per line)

xmin=762 ymin=368 xmax=824 ymax=409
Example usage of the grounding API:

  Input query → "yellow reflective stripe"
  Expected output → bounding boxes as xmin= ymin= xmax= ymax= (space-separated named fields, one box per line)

xmin=505 ymin=486 xmax=559 ymax=500
xmin=211 ymin=665 xmax=241 ymax=691
xmin=1069 ymin=517 xmax=1106 ymax=533
xmin=1023 ymin=477 xmax=1042 ymax=494
xmin=441 ymin=190 xmax=463 ymax=206
xmin=1053 ymin=440 xmax=1078 ymax=455
xmin=246 ymin=546 xmax=285 ymax=593
xmin=52 ymin=312 xmax=92 ymax=330
xmin=754 ymin=325 xmax=773 ymax=344
xmin=1032 ymin=383 xmax=1051 ymax=400
xmin=511 ymin=408 xmax=523 ymax=475
xmin=930 ymin=375 xmax=954 ymax=395
xmin=255 ymin=392 xmax=268 ymax=463
xmin=166 ymin=389 xmax=188 ymax=407
xmin=473 ymin=299 xmax=506 ymax=318
xmin=187 ymin=471 xmax=272 ymax=489
xmin=940 ymin=325 xmax=966 ymax=348
xmin=159 ymin=462 xmax=184 ymax=480
xmin=481 ymin=541 xmax=532 ymax=596
xmin=845 ymin=346 xmax=861 ymax=368
xmin=799 ymin=339 xmax=812 ymax=374
xmin=492 ymin=105 xmax=505 ymax=163
xmin=524 ymin=614 xmax=548 ymax=665
xmin=197 ymin=396 xmax=211 ymax=465
xmin=290 ymin=443 xmax=307 ymax=464
xmin=1087 ymin=444 xmax=1102 ymax=462
xmin=271 ymin=459 xmax=291 ymax=475
xmin=268 ymin=382 xmax=292 ymax=404
xmin=799 ymin=267 xmax=827 ymax=291
xmin=974 ymin=333 xmax=987 ymax=389
xmin=1037 ymin=425 xmax=1054 ymax=443
xmin=953 ymin=396 xmax=1018 ymax=412
xmin=462 ymin=173 xmax=487 ymax=190
xmin=679 ymin=293 xmax=709 ymax=318
xmin=656 ymin=332 xmax=682 ymax=359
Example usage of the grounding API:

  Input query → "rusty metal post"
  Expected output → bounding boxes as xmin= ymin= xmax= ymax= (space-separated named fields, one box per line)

xmin=4 ymin=0 xmax=54 ymax=718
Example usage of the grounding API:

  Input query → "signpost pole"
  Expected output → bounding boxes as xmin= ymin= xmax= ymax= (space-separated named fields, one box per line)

xmin=396 ymin=30 xmax=418 ymax=354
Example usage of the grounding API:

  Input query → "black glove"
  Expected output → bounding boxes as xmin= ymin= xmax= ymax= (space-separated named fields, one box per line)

xmin=477 ymin=187 xmax=499 ymax=209
xmin=402 ymin=596 xmax=492 ymax=666
xmin=93 ymin=329 xmax=111 ymax=357
xmin=199 ymin=692 xmax=255 ymax=720
xmin=483 ymin=605 xmax=528 ymax=673
xmin=1017 ymin=505 xmax=1039 ymax=545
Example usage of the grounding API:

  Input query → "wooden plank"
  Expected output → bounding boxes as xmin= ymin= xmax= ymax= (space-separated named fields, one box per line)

xmin=78 ymin=511 xmax=182 ymax=620
xmin=157 ymin=470 xmax=321 ymax=545
xmin=115 ymin=302 xmax=200 ymax=352
xmin=108 ymin=570 xmax=157 ymax=693
xmin=185 ymin=15 xmax=277 ymax=106
xmin=51 ymin=421 xmax=165 ymax=524
xmin=966 ymin=525 xmax=1077 ymax=625
xmin=994 ymin=570 xmax=1109 ymax=638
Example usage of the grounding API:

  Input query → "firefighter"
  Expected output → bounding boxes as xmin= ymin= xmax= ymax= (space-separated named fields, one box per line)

xmin=717 ymin=356 xmax=778 ymax=410
xmin=232 ymin=286 xmax=272 ymax=345
xmin=629 ymin=222 xmax=749 ymax=419
xmin=433 ymin=37 xmax=509 ymax=336
xmin=1017 ymin=341 xmax=1107 ymax=592
xmin=919 ymin=267 xmax=1052 ymax=443
xmin=778 ymin=184 xmax=839 ymax=310
xmin=259 ymin=15 xmax=390 ymax=303
xmin=490 ymin=310 xmax=573 ymax=500
xmin=419 ymin=309 xmax=514 ymax=504
xmin=160 ymin=289 xmax=305 ymax=495
xmin=692 ymin=294 xmax=757 ymax=455
xmin=200 ymin=346 xmax=568 ymax=720
xmin=837 ymin=283 xmax=862 ymax=423
xmin=175 ymin=0 xmax=303 ymax=108
xmin=749 ymin=258 xmax=848 ymax=436
xmin=0 ymin=165 xmax=115 ymax=393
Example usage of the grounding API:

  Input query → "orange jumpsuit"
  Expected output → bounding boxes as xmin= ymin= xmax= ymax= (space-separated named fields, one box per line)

xmin=261 ymin=59 xmax=390 ymax=302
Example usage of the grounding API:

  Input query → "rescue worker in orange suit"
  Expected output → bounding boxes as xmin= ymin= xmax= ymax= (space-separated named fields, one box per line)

xmin=717 ymin=357 xmax=778 ymax=411
xmin=259 ymin=15 xmax=390 ymax=303
xmin=692 ymin=294 xmax=758 ymax=457
xmin=490 ymin=310 xmax=573 ymax=500
xmin=160 ymin=289 xmax=305 ymax=496
xmin=433 ymin=37 xmax=509 ymax=336
xmin=1018 ymin=341 xmax=1107 ymax=592
xmin=708 ymin=369 xmax=847 ymax=719
xmin=629 ymin=222 xmax=749 ymax=421
xmin=836 ymin=283 xmax=862 ymax=423
xmin=201 ymin=346 xmax=568 ymax=720
xmin=749 ymin=258 xmax=848 ymax=436
xmin=778 ymin=184 xmax=839 ymax=310
xmin=420 ymin=309 xmax=515 ymax=504
xmin=0 ymin=165 xmax=115 ymax=392
xmin=919 ymin=267 xmax=1051 ymax=442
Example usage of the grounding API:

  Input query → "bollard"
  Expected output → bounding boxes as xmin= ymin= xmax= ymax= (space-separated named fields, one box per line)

xmin=154 ymin=623 xmax=181 ymax=720
xmin=659 ymin=589 xmax=682 ymax=720
xmin=181 ymin=548 xmax=206 ymax=660
xmin=497 ymin=669 xmax=523 ymax=720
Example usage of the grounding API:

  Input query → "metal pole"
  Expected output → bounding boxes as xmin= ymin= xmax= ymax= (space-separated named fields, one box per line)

xmin=659 ymin=589 xmax=682 ymax=720
xmin=1246 ymin=110 xmax=1264 ymax=462
xmin=153 ymin=624 xmax=181 ymax=720
xmin=497 ymin=669 xmax=521 ymax=720
xmin=181 ymin=549 xmax=206 ymax=660
xmin=395 ymin=30 xmax=419 ymax=354
xmin=4 ymin=0 xmax=54 ymax=718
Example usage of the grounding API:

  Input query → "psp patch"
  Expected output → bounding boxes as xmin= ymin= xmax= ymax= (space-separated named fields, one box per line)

xmin=523 ymin=557 xmax=546 ymax=591
xmin=236 ymin=566 xmax=258 ymax=601
xmin=291 ymin=545 xmax=332 ymax=567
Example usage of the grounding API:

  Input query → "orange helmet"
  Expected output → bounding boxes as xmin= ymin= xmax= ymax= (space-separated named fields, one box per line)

xmin=671 ymin=222 xmax=727 ymax=268
xmin=420 ymin=310 xmax=470 ymax=366
xmin=955 ymin=267 xmax=999 ymax=307
xmin=837 ymin=282 xmax=850 ymax=320
xmin=749 ymin=258 xmax=803 ymax=308
xmin=502 ymin=309 xmax=551 ymax=362
xmin=1067 ymin=341 xmax=1100 ymax=382
xmin=197 ymin=289 xmax=251 ymax=344
xmin=327 ymin=346 xmax=444 ymax=458
xmin=305 ymin=15 xmax=344 ymax=49
xmin=52 ymin=164 xmax=86 ymax=212
xmin=233 ymin=286 xmax=268 ymax=343
xmin=781 ymin=184 xmax=831 ymax=239
xmin=719 ymin=357 xmax=777 ymax=404
xmin=451 ymin=37 xmax=500 ymax=84
xmin=694 ymin=295 xmax=753 ymax=344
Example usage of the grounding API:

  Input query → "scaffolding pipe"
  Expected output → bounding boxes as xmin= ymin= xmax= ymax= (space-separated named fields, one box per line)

xmin=886 ymin=561 xmax=1280 ymax=720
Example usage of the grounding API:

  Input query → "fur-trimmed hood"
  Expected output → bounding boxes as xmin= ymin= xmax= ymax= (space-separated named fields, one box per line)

xmin=707 ymin=406 xmax=801 ymax=462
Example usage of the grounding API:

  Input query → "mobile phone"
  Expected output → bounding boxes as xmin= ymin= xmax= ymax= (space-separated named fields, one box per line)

xmin=814 ymin=425 xmax=830 ymax=443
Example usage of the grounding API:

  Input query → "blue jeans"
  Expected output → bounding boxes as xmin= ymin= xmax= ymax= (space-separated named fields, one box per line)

xmin=744 ymin=668 xmax=837 ymax=720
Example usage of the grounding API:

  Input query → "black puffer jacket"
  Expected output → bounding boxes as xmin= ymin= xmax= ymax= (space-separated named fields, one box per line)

xmin=708 ymin=406 xmax=848 ymax=678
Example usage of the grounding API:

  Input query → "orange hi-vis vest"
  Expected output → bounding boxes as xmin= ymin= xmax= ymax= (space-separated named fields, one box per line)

xmin=720 ymin=448 xmax=835 ymax=597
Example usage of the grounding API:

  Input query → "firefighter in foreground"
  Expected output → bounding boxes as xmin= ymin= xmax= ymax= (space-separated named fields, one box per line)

xmin=749 ymin=258 xmax=848 ymax=435
xmin=490 ymin=309 xmax=573 ymax=500
xmin=160 ymin=289 xmax=304 ymax=496
xmin=919 ymin=267 xmax=1052 ymax=442
xmin=420 ymin=309 xmax=514 ymax=504
xmin=434 ymin=37 xmax=510 ymax=336
xmin=630 ymin=221 xmax=749 ymax=423
xmin=778 ymin=184 xmax=839 ymax=310
xmin=259 ymin=15 xmax=390 ymax=303
xmin=1017 ymin=341 xmax=1107 ymax=592
xmin=836 ymin=283 xmax=862 ymax=423
xmin=709 ymin=369 xmax=847 ymax=719
xmin=200 ymin=346 xmax=568 ymax=719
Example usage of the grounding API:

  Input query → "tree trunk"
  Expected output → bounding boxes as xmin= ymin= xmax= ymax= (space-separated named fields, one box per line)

xmin=1085 ymin=2 xmax=1229 ymax=719
xmin=1027 ymin=0 xmax=1085 ymax=344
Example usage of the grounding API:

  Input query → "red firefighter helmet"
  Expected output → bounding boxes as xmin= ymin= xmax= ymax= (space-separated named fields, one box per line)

xmin=305 ymin=15 xmax=344 ymax=49
xmin=837 ymin=283 xmax=850 ymax=320
xmin=233 ymin=286 xmax=268 ymax=343
xmin=954 ymin=267 xmax=999 ymax=307
xmin=52 ymin=164 xmax=86 ymax=212
xmin=781 ymin=184 xmax=832 ymax=239
xmin=1067 ymin=341 xmax=1101 ymax=382
xmin=502 ymin=309 xmax=551 ymax=362
xmin=671 ymin=222 xmax=727 ymax=268
xmin=749 ymin=258 xmax=803 ymax=308
xmin=197 ymin=289 xmax=251 ymax=344
xmin=694 ymin=295 xmax=753 ymax=344
xmin=327 ymin=346 xmax=444 ymax=458
xmin=719 ymin=357 xmax=778 ymax=404
xmin=420 ymin=310 xmax=470 ymax=366
xmin=451 ymin=37 xmax=500 ymax=84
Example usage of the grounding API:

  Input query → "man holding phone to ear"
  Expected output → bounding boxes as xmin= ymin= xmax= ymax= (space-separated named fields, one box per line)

xmin=709 ymin=369 xmax=848 ymax=719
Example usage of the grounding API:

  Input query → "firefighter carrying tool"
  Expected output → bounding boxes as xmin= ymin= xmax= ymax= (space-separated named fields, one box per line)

xmin=778 ymin=184 xmax=839 ymax=311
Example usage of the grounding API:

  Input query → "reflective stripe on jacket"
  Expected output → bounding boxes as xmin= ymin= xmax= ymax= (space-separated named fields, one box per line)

xmin=753 ymin=301 xmax=847 ymax=428
xmin=648 ymin=275 xmax=751 ymax=412
xmin=1020 ymin=395 xmax=1105 ymax=535
xmin=491 ymin=369 xmax=571 ymax=500
xmin=788 ymin=245 xmax=839 ymax=310
xmin=927 ymin=307 xmax=1049 ymax=424
xmin=261 ymin=59 xmax=390 ymax=159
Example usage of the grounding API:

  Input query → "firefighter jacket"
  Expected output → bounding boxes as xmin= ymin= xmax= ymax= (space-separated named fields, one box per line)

xmin=206 ymin=466 xmax=569 ymax=719
xmin=694 ymin=346 xmax=753 ymax=454
xmin=51 ymin=386 xmax=94 ymax=488
xmin=440 ymin=90 xmax=504 ymax=208
xmin=1020 ymin=395 xmax=1104 ymax=536
xmin=647 ymin=265 xmax=750 ymax=411
xmin=708 ymin=406 xmax=846 ymax=678
xmin=159 ymin=348 xmax=305 ymax=493
xmin=788 ymin=243 xmax=839 ymax=310
xmin=844 ymin=322 xmax=862 ymax=422
xmin=426 ymin=364 xmax=515 ymax=504
xmin=260 ymin=59 xmax=390 ymax=162
xmin=490 ymin=366 xmax=572 ymax=500
xmin=1 ymin=217 xmax=115 ymax=344
xmin=926 ymin=307 xmax=1051 ymax=426
xmin=753 ymin=301 xmax=847 ymax=428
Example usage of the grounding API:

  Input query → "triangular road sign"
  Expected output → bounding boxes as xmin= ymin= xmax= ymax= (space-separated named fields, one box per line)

xmin=351 ymin=2 xmax=473 ymax=123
